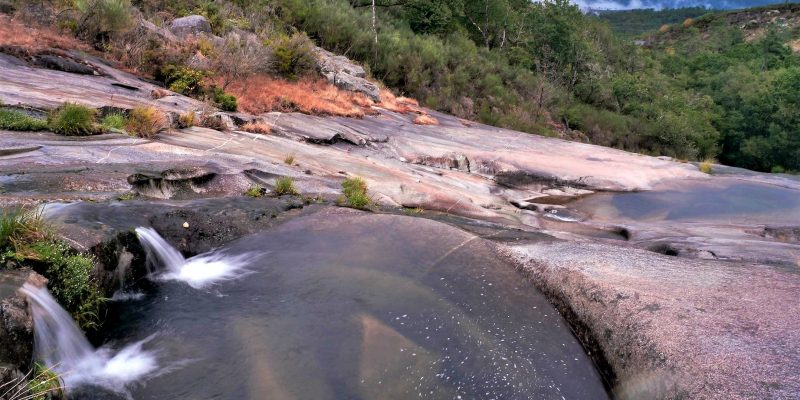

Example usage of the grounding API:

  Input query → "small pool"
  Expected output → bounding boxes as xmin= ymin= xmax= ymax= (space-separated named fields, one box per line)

xmin=93 ymin=210 xmax=607 ymax=399
xmin=570 ymin=178 xmax=800 ymax=224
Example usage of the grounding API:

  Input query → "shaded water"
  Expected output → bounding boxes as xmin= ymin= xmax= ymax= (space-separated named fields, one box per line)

xmin=570 ymin=178 xmax=800 ymax=224
xmin=96 ymin=211 xmax=607 ymax=399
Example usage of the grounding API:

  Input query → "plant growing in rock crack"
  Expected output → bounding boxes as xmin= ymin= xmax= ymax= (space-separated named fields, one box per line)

xmin=244 ymin=184 xmax=265 ymax=198
xmin=100 ymin=112 xmax=126 ymax=132
xmin=0 ymin=108 xmax=48 ymax=131
xmin=274 ymin=177 xmax=298 ymax=196
xmin=23 ymin=362 xmax=63 ymax=400
xmin=126 ymin=106 xmax=169 ymax=138
xmin=48 ymin=103 xmax=97 ymax=136
xmin=339 ymin=177 xmax=371 ymax=210
xmin=699 ymin=159 xmax=714 ymax=174
xmin=0 ymin=207 xmax=104 ymax=330
xmin=283 ymin=153 xmax=295 ymax=165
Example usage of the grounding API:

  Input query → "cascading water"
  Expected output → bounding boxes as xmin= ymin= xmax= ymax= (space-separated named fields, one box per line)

xmin=135 ymin=227 xmax=253 ymax=289
xmin=20 ymin=284 xmax=158 ymax=394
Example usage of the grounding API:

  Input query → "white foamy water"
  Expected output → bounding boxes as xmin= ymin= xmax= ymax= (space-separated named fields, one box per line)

xmin=135 ymin=227 xmax=253 ymax=289
xmin=20 ymin=284 xmax=158 ymax=393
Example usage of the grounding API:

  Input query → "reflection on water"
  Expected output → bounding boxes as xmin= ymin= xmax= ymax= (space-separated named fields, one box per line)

xmin=97 ymin=212 xmax=607 ymax=399
xmin=570 ymin=178 xmax=800 ymax=224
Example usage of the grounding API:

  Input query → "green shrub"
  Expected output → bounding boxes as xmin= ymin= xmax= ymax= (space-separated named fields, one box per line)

xmin=48 ymin=103 xmax=96 ymax=136
xmin=244 ymin=184 xmax=265 ymax=198
xmin=0 ymin=109 xmax=48 ymax=131
xmin=100 ymin=113 xmax=126 ymax=132
xmin=269 ymin=33 xmax=317 ymax=81
xmin=274 ymin=177 xmax=298 ymax=195
xmin=209 ymin=87 xmax=238 ymax=111
xmin=75 ymin=0 xmax=132 ymax=43
xmin=126 ymin=106 xmax=169 ymax=138
xmin=159 ymin=65 xmax=206 ymax=96
xmin=0 ymin=208 xmax=102 ymax=330
xmin=340 ymin=177 xmax=371 ymax=209
xmin=29 ymin=241 xmax=104 ymax=330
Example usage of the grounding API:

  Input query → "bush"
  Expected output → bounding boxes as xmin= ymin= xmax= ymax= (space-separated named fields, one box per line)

xmin=100 ymin=113 xmax=126 ymax=132
xmin=269 ymin=33 xmax=317 ymax=81
xmin=75 ymin=0 xmax=132 ymax=44
xmin=159 ymin=65 xmax=206 ymax=96
xmin=0 ymin=208 xmax=102 ymax=330
xmin=274 ymin=177 xmax=298 ymax=195
xmin=28 ymin=241 xmax=104 ymax=330
xmin=340 ymin=177 xmax=371 ymax=209
xmin=48 ymin=103 xmax=96 ymax=136
xmin=208 ymin=87 xmax=238 ymax=111
xmin=126 ymin=106 xmax=169 ymax=137
xmin=0 ymin=108 xmax=48 ymax=131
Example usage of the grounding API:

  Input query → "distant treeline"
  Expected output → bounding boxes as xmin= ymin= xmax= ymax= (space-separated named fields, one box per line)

xmin=592 ymin=7 xmax=713 ymax=37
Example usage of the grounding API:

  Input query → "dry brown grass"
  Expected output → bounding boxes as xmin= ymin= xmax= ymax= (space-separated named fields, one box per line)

xmin=126 ymin=106 xmax=169 ymax=138
xmin=377 ymin=89 xmax=420 ymax=114
xmin=225 ymin=75 xmax=373 ymax=118
xmin=413 ymin=114 xmax=439 ymax=126
xmin=0 ymin=15 xmax=89 ymax=55
xmin=241 ymin=121 xmax=271 ymax=134
xmin=151 ymin=88 xmax=173 ymax=99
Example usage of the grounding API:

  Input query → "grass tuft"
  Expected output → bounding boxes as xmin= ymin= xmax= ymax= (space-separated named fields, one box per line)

xmin=244 ymin=184 xmax=265 ymax=198
xmin=126 ymin=106 xmax=169 ymax=138
xmin=25 ymin=362 xmax=62 ymax=400
xmin=283 ymin=153 xmax=295 ymax=165
xmin=699 ymin=159 xmax=714 ymax=174
xmin=274 ymin=177 xmax=298 ymax=196
xmin=0 ymin=109 xmax=49 ymax=131
xmin=100 ymin=113 xmax=126 ymax=132
xmin=340 ymin=177 xmax=371 ymax=209
xmin=48 ymin=103 xmax=96 ymax=136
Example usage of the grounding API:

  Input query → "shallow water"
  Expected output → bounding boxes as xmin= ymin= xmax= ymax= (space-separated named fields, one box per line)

xmin=95 ymin=211 xmax=607 ymax=399
xmin=570 ymin=178 xmax=800 ymax=224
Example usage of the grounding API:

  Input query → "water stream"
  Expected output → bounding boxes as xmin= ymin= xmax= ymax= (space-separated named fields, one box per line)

xmin=20 ymin=284 xmax=158 ymax=396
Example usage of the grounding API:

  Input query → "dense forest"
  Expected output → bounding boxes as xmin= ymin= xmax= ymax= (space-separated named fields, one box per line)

xmin=12 ymin=0 xmax=800 ymax=172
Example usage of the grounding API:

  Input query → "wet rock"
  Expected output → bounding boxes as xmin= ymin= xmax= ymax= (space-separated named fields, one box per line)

xmin=169 ymin=15 xmax=212 ymax=38
xmin=314 ymin=47 xmax=380 ymax=102
xmin=0 ymin=269 xmax=47 ymax=390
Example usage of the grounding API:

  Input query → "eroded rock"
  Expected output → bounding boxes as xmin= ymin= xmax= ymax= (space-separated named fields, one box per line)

xmin=314 ymin=47 xmax=381 ymax=102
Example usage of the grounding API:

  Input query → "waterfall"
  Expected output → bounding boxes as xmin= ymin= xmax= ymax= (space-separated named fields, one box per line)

xmin=135 ymin=227 xmax=254 ymax=289
xmin=20 ymin=284 xmax=158 ymax=393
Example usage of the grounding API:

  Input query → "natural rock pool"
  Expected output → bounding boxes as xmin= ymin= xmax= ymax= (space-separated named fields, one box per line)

xmin=569 ymin=178 xmax=800 ymax=224
xmin=84 ymin=209 xmax=607 ymax=399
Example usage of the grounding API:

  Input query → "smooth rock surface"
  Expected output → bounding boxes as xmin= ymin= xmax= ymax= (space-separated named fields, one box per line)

xmin=504 ymin=242 xmax=800 ymax=399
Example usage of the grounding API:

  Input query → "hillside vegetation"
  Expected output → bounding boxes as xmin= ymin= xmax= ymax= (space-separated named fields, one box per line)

xmin=593 ymin=7 xmax=713 ymax=37
xmin=2 ymin=0 xmax=799 ymax=172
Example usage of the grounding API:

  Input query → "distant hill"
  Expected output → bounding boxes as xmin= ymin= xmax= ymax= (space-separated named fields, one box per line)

xmin=592 ymin=7 xmax=714 ymax=36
